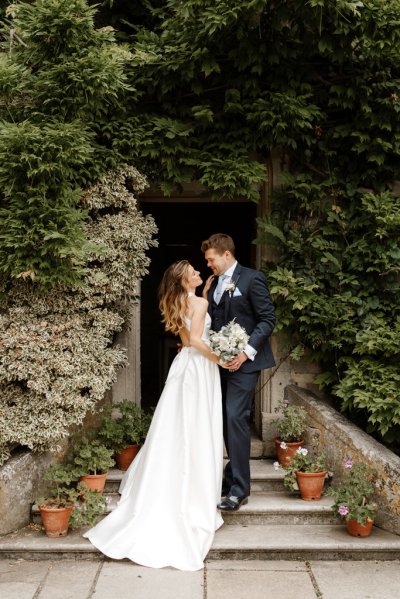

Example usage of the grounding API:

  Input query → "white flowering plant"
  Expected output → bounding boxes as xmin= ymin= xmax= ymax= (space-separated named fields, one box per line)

xmin=327 ymin=461 xmax=377 ymax=525
xmin=280 ymin=447 xmax=327 ymax=492
xmin=209 ymin=319 xmax=249 ymax=363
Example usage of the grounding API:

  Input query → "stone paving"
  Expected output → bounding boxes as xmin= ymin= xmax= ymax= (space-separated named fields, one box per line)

xmin=1 ymin=558 xmax=400 ymax=599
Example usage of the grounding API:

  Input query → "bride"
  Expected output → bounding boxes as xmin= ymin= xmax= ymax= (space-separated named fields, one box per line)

xmin=84 ymin=260 xmax=226 ymax=570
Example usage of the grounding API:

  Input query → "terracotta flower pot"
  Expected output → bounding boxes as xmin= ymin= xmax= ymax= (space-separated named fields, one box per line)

xmin=296 ymin=470 xmax=327 ymax=501
xmin=39 ymin=503 xmax=73 ymax=538
xmin=274 ymin=438 xmax=304 ymax=466
xmin=78 ymin=473 xmax=107 ymax=494
xmin=346 ymin=518 xmax=374 ymax=537
xmin=115 ymin=444 xmax=141 ymax=471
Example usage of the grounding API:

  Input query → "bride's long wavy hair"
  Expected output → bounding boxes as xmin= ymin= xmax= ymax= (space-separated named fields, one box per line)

xmin=158 ymin=260 xmax=190 ymax=335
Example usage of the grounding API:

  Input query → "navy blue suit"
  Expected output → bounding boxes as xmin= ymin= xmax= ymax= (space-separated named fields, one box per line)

xmin=208 ymin=263 xmax=275 ymax=497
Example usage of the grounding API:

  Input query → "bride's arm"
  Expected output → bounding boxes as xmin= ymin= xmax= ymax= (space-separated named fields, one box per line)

xmin=188 ymin=298 xmax=221 ymax=365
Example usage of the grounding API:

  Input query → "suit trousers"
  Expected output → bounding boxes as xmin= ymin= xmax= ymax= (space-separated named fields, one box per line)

xmin=220 ymin=369 xmax=260 ymax=498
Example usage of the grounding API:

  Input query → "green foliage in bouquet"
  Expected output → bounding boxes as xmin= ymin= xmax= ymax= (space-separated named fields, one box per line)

xmin=209 ymin=319 xmax=249 ymax=363
xmin=99 ymin=400 xmax=153 ymax=453
xmin=328 ymin=461 xmax=377 ymax=526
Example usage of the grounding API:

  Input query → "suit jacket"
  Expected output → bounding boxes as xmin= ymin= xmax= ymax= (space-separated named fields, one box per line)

xmin=208 ymin=263 xmax=276 ymax=373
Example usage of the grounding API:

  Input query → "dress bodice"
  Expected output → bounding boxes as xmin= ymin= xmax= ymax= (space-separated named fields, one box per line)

xmin=183 ymin=313 xmax=211 ymax=342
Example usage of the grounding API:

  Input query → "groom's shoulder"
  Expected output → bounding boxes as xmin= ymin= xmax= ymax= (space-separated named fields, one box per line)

xmin=239 ymin=265 xmax=265 ymax=279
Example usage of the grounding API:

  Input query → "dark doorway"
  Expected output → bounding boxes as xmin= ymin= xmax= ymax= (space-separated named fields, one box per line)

xmin=140 ymin=200 xmax=258 ymax=410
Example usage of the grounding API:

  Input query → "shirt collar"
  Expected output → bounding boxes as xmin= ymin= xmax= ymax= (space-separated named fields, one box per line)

xmin=222 ymin=262 xmax=237 ymax=279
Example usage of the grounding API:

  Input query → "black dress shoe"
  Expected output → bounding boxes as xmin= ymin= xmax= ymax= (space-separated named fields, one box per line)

xmin=217 ymin=495 xmax=248 ymax=511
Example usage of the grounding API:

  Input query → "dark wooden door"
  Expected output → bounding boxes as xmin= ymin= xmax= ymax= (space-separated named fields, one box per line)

xmin=139 ymin=200 xmax=257 ymax=409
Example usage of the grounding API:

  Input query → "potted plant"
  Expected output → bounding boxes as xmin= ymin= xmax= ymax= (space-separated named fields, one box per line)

xmin=281 ymin=447 xmax=328 ymax=501
xmin=328 ymin=460 xmax=377 ymax=537
xmin=36 ymin=464 xmax=78 ymax=538
xmin=99 ymin=400 xmax=153 ymax=470
xmin=69 ymin=437 xmax=115 ymax=493
xmin=37 ymin=464 xmax=107 ymax=537
xmin=273 ymin=400 xmax=307 ymax=466
xmin=69 ymin=482 xmax=107 ymax=530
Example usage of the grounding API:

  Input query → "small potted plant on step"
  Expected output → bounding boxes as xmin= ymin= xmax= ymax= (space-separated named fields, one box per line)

xmin=36 ymin=464 xmax=77 ymax=538
xmin=99 ymin=400 xmax=153 ymax=470
xmin=282 ymin=447 xmax=328 ymax=501
xmin=37 ymin=464 xmax=107 ymax=537
xmin=328 ymin=460 xmax=377 ymax=537
xmin=273 ymin=400 xmax=307 ymax=466
xmin=69 ymin=437 xmax=115 ymax=493
xmin=70 ymin=482 xmax=107 ymax=530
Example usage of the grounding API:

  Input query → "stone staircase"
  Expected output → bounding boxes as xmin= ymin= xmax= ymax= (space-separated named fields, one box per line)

xmin=1 ymin=452 xmax=400 ymax=561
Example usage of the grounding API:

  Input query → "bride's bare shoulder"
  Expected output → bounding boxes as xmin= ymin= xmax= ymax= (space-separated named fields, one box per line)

xmin=187 ymin=295 xmax=208 ymax=317
xmin=189 ymin=296 xmax=208 ymax=307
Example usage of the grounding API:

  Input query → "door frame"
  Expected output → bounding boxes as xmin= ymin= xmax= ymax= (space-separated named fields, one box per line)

xmin=111 ymin=158 xmax=275 ymax=431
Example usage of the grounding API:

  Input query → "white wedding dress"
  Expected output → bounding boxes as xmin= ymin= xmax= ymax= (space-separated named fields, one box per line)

xmin=84 ymin=312 xmax=224 ymax=570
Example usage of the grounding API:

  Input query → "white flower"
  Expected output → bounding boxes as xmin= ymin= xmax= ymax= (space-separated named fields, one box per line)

xmin=296 ymin=447 xmax=308 ymax=456
xmin=280 ymin=441 xmax=288 ymax=449
xmin=225 ymin=279 xmax=236 ymax=295
xmin=273 ymin=461 xmax=281 ymax=471
xmin=209 ymin=319 xmax=249 ymax=363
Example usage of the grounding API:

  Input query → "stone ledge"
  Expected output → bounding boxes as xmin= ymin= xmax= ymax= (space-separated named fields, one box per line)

xmin=285 ymin=384 xmax=400 ymax=536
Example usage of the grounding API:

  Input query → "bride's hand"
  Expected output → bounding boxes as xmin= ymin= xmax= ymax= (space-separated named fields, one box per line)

xmin=202 ymin=275 xmax=215 ymax=299
xmin=218 ymin=359 xmax=230 ymax=369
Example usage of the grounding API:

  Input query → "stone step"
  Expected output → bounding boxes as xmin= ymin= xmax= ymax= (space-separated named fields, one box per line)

xmin=221 ymin=493 xmax=337 ymax=525
xmin=105 ymin=459 xmax=284 ymax=494
xmin=32 ymin=491 xmax=338 ymax=527
xmin=249 ymin=435 xmax=265 ymax=458
xmin=210 ymin=524 xmax=400 ymax=561
xmin=2 ymin=523 xmax=400 ymax=561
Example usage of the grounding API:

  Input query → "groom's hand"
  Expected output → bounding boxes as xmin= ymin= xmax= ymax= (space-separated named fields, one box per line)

xmin=202 ymin=275 xmax=215 ymax=299
xmin=226 ymin=352 xmax=248 ymax=371
xmin=218 ymin=359 xmax=230 ymax=369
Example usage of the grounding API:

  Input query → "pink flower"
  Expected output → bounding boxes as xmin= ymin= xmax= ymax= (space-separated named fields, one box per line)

xmin=344 ymin=459 xmax=353 ymax=469
xmin=338 ymin=505 xmax=349 ymax=516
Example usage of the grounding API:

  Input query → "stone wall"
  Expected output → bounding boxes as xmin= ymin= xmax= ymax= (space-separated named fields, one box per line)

xmin=0 ymin=450 xmax=54 ymax=535
xmin=0 ymin=390 xmax=113 ymax=536
xmin=285 ymin=384 xmax=400 ymax=536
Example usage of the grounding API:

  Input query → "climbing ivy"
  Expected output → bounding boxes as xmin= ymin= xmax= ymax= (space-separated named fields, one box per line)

xmin=0 ymin=0 xmax=399 ymax=447
xmin=95 ymin=0 xmax=400 ymax=448
xmin=0 ymin=0 xmax=129 ymax=286
xmin=262 ymin=185 xmax=400 ymax=446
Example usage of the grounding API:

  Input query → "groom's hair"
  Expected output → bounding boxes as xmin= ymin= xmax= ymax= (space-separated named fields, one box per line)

xmin=201 ymin=233 xmax=235 ymax=256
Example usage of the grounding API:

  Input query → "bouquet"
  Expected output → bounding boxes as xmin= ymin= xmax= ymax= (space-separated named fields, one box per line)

xmin=209 ymin=319 xmax=249 ymax=363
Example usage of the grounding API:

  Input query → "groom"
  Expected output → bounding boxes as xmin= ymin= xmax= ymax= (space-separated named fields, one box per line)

xmin=201 ymin=233 xmax=276 ymax=510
